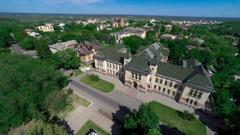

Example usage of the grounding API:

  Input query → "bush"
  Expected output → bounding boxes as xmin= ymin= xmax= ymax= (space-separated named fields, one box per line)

xmin=178 ymin=111 xmax=195 ymax=121
xmin=90 ymin=74 xmax=100 ymax=82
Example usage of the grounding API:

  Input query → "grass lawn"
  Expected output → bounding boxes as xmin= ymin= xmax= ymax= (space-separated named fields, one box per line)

xmin=148 ymin=101 xmax=207 ymax=135
xmin=81 ymin=75 xmax=114 ymax=93
xmin=71 ymin=93 xmax=91 ymax=107
xmin=76 ymin=121 xmax=110 ymax=135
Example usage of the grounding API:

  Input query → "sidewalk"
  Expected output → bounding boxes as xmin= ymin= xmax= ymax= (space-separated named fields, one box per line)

xmin=66 ymin=104 xmax=116 ymax=134
xmin=92 ymin=71 xmax=194 ymax=113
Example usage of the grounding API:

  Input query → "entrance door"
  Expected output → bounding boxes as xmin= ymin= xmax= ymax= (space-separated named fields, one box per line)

xmin=133 ymin=82 xmax=138 ymax=89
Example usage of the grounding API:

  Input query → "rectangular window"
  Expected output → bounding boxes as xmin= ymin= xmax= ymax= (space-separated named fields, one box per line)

xmin=131 ymin=72 xmax=134 ymax=78
xmin=197 ymin=92 xmax=203 ymax=99
xmin=169 ymin=82 xmax=173 ymax=87
xmin=139 ymin=75 xmax=142 ymax=80
xmin=164 ymin=81 xmax=167 ymax=86
xmin=193 ymin=91 xmax=198 ymax=97
xmin=160 ymin=79 xmax=163 ymax=84
xmin=189 ymin=89 xmax=194 ymax=95
xmin=154 ymin=85 xmax=157 ymax=90
xmin=135 ymin=74 xmax=138 ymax=79
xmin=155 ymin=78 xmax=158 ymax=83
xmin=158 ymin=86 xmax=161 ymax=91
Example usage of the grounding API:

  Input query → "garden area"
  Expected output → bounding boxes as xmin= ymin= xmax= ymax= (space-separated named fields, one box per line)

xmin=76 ymin=121 xmax=110 ymax=135
xmin=148 ymin=101 xmax=206 ymax=135
xmin=81 ymin=74 xmax=114 ymax=93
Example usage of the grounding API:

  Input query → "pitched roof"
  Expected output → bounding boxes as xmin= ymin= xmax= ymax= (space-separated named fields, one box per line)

xmin=157 ymin=62 xmax=214 ymax=92
xmin=95 ymin=45 xmax=131 ymax=64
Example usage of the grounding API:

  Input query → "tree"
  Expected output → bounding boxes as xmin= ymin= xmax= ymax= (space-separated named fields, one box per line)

xmin=213 ymin=90 xmax=233 ymax=118
xmin=146 ymin=128 xmax=161 ymax=135
xmin=50 ymin=49 xmax=80 ymax=70
xmin=26 ymin=120 xmax=67 ymax=135
xmin=19 ymin=37 xmax=36 ymax=50
xmin=123 ymin=104 xmax=161 ymax=135
xmin=123 ymin=36 xmax=146 ymax=54
xmin=0 ymin=53 xmax=68 ymax=134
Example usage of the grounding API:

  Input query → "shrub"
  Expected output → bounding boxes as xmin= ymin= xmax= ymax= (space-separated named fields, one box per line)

xmin=178 ymin=111 xmax=195 ymax=121
xmin=90 ymin=74 xmax=100 ymax=82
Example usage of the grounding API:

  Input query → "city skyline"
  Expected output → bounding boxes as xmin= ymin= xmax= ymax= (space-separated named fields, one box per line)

xmin=1 ymin=0 xmax=240 ymax=17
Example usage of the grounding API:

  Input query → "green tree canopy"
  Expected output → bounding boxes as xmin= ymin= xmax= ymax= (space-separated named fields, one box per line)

xmin=123 ymin=104 xmax=161 ymax=135
xmin=123 ymin=36 xmax=146 ymax=54
xmin=0 ymin=53 xmax=68 ymax=134
xmin=50 ymin=49 xmax=80 ymax=70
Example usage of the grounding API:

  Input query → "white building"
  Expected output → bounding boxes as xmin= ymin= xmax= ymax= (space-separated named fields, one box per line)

xmin=112 ymin=27 xmax=147 ymax=43
xmin=161 ymin=34 xmax=177 ymax=40
xmin=49 ymin=40 xmax=77 ymax=54
xmin=37 ymin=24 xmax=54 ymax=32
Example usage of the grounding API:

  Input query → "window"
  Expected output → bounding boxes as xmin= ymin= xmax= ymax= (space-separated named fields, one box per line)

xmin=172 ymin=91 xmax=176 ymax=96
xmin=194 ymin=101 xmax=198 ymax=106
xmin=160 ymin=79 xmax=163 ymax=84
xmin=167 ymin=89 xmax=170 ymax=94
xmin=113 ymin=64 xmax=115 ymax=69
xmin=197 ymin=92 xmax=203 ymax=99
xmin=139 ymin=75 xmax=142 ymax=80
xmin=150 ymin=78 xmax=152 ymax=82
xmin=155 ymin=78 xmax=158 ymax=83
xmin=190 ymin=99 xmax=193 ymax=104
xmin=193 ymin=91 xmax=198 ymax=97
xmin=154 ymin=85 xmax=157 ymax=90
xmin=131 ymin=72 xmax=134 ymax=78
xmin=158 ymin=86 xmax=161 ymax=91
xmin=174 ymin=84 xmax=178 ymax=89
xmin=162 ymin=88 xmax=166 ymax=93
xmin=189 ymin=89 xmax=194 ymax=96
xmin=135 ymin=74 xmax=138 ymax=79
xmin=164 ymin=81 xmax=167 ymax=86
xmin=186 ymin=98 xmax=189 ymax=103
xmin=169 ymin=82 xmax=173 ymax=87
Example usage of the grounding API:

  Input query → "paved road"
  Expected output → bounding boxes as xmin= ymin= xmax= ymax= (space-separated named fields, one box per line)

xmin=69 ymin=78 xmax=142 ymax=115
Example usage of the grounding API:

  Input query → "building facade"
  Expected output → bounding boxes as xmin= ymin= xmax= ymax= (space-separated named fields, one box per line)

xmin=76 ymin=43 xmax=102 ymax=64
xmin=112 ymin=27 xmax=147 ymax=43
xmin=49 ymin=40 xmax=77 ymax=54
xmin=37 ymin=24 xmax=54 ymax=32
xmin=94 ymin=42 xmax=214 ymax=109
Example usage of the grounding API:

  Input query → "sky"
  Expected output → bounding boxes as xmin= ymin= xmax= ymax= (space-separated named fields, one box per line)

xmin=0 ymin=0 xmax=240 ymax=17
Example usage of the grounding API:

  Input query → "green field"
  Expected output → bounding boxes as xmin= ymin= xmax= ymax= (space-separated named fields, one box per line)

xmin=81 ymin=75 xmax=114 ymax=93
xmin=76 ymin=121 xmax=110 ymax=135
xmin=148 ymin=101 xmax=206 ymax=135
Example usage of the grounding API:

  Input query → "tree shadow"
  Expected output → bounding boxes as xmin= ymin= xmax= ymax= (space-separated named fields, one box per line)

xmin=159 ymin=124 xmax=185 ymax=135
xmin=49 ymin=116 xmax=74 ymax=135
xmin=195 ymin=109 xmax=225 ymax=133
xmin=111 ymin=105 xmax=132 ymax=135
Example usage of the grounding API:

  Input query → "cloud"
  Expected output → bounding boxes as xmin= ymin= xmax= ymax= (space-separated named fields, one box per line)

xmin=44 ymin=0 xmax=106 ymax=5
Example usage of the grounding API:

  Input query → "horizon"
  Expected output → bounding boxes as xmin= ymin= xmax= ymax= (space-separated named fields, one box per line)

xmin=0 ymin=0 xmax=240 ymax=18
xmin=1 ymin=12 xmax=240 ymax=20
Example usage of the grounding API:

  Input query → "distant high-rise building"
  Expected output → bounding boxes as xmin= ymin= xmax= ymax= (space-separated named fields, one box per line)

xmin=112 ymin=18 xmax=125 ymax=28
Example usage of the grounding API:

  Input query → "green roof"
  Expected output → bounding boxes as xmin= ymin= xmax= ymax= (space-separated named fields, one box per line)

xmin=157 ymin=62 xmax=214 ymax=92
xmin=96 ymin=45 xmax=131 ymax=64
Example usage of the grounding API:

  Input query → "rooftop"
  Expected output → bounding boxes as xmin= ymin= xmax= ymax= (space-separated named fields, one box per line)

xmin=49 ymin=40 xmax=77 ymax=51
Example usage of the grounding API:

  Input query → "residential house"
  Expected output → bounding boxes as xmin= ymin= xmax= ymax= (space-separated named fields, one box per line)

xmin=76 ymin=43 xmax=102 ymax=64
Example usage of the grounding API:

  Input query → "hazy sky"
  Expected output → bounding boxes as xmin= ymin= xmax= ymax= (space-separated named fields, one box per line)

xmin=0 ymin=0 xmax=240 ymax=17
